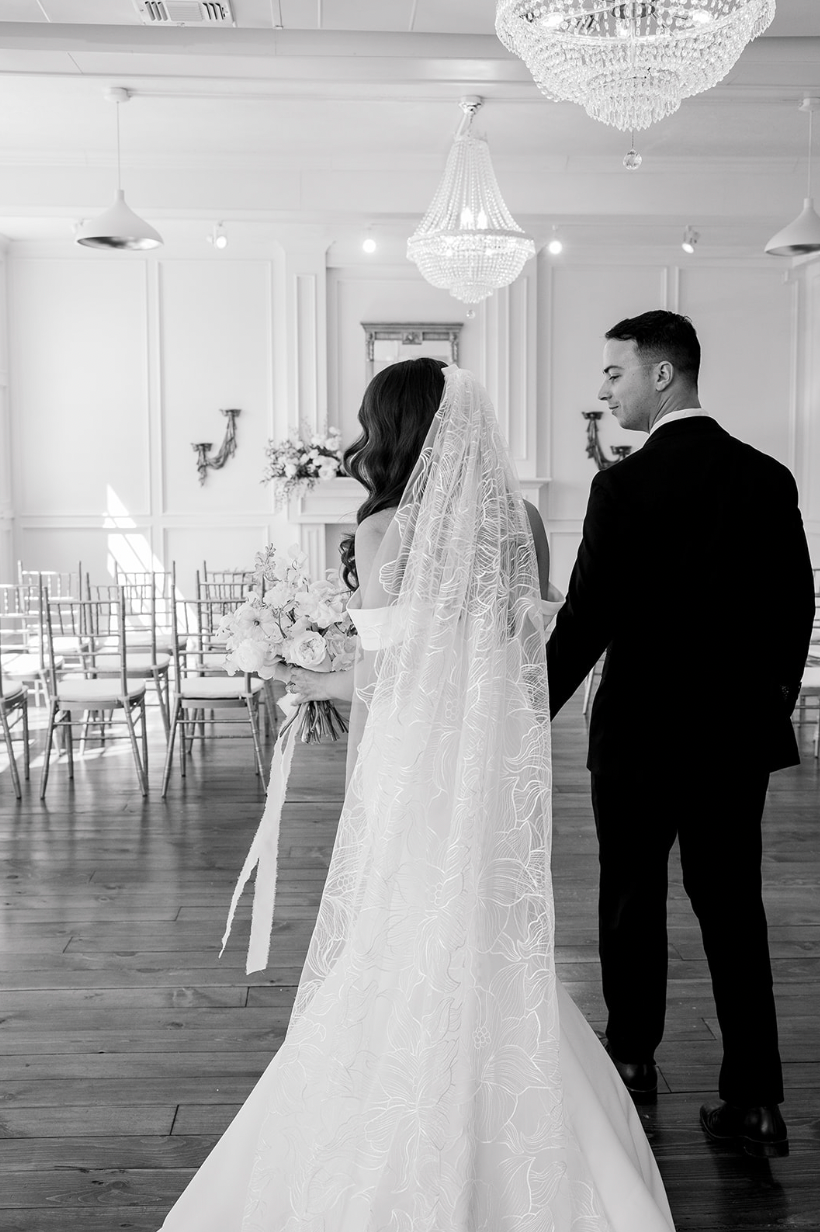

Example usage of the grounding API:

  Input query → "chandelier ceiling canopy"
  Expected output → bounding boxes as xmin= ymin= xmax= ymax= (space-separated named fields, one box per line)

xmin=495 ymin=1 xmax=776 ymax=133
xmin=407 ymin=98 xmax=535 ymax=305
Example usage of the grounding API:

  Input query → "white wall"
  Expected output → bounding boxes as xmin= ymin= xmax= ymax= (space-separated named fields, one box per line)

xmin=0 ymin=246 xmax=12 ymax=584
xmin=3 ymin=235 xmax=817 ymax=597
xmin=797 ymin=259 xmax=820 ymax=567
xmin=541 ymin=253 xmax=804 ymax=589
xmin=7 ymin=240 xmax=304 ymax=596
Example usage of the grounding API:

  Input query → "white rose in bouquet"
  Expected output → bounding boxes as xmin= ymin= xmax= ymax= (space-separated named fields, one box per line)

xmin=288 ymin=630 xmax=329 ymax=670
xmin=231 ymin=639 xmax=269 ymax=674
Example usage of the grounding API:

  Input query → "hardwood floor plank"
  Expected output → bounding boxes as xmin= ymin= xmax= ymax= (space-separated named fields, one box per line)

xmin=0 ymin=1169 xmax=194 ymax=1209
xmin=1 ymin=1077 xmax=257 ymax=1106
xmin=1 ymin=691 xmax=818 ymax=1229
xmin=0 ymin=1206 xmax=166 ymax=1231
xmin=0 ymin=987 xmax=249 ymax=1010
xmin=0 ymin=1106 xmax=176 ymax=1138
xmin=0 ymin=1028 xmax=283 ymax=1055
xmin=0 ymin=1052 xmax=278 ymax=1080
xmin=0 ymin=1007 xmax=294 ymax=1033
xmin=0 ymin=1135 xmax=218 ymax=1169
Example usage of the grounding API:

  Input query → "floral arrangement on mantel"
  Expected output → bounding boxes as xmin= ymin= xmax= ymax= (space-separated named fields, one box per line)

xmin=262 ymin=425 xmax=343 ymax=509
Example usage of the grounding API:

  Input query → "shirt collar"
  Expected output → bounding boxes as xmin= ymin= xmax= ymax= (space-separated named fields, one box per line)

xmin=649 ymin=408 xmax=711 ymax=436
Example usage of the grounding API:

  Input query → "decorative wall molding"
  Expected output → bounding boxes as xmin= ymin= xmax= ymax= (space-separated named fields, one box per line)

xmin=3 ymin=238 xmax=816 ymax=596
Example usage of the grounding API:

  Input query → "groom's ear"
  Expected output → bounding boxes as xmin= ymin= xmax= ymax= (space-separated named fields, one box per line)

xmin=654 ymin=360 xmax=674 ymax=391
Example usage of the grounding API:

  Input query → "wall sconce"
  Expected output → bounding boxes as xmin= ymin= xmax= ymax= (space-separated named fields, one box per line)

xmin=582 ymin=411 xmax=632 ymax=471
xmin=192 ymin=408 xmax=240 ymax=485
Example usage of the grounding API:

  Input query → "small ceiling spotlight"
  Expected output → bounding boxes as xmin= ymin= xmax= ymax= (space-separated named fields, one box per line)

xmin=681 ymin=226 xmax=699 ymax=254
xmin=207 ymin=222 xmax=228 ymax=250
xmin=547 ymin=226 xmax=563 ymax=255
xmin=362 ymin=229 xmax=377 ymax=254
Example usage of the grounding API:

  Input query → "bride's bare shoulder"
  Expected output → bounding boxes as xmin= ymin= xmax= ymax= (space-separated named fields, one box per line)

xmin=356 ymin=507 xmax=397 ymax=546
xmin=354 ymin=507 xmax=398 ymax=592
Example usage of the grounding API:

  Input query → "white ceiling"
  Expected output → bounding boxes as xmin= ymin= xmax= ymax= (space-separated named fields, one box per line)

xmin=0 ymin=2 xmax=818 ymax=249
xmin=3 ymin=0 xmax=819 ymax=35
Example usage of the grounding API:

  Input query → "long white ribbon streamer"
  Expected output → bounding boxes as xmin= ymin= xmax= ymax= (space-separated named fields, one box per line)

xmin=220 ymin=695 xmax=299 ymax=974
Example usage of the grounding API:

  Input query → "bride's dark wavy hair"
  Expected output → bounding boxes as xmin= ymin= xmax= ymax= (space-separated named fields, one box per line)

xmin=339 ymin=356 xmax=446 ymax=591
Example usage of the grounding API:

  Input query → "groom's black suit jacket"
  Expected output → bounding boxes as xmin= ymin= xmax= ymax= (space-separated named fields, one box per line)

xmin=546 ymin=416 xmax=816 ymax=775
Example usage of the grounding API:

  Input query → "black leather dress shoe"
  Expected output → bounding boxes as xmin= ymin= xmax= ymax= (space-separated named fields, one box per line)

xmin=605 ymin=1046 xmax=658 ymax=1103
xmin=700 ymin=1100 xmax=789 ymax=1158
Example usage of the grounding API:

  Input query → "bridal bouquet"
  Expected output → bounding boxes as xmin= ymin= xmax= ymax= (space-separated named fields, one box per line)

xmin=221 ymin=542 xmax=356 ymax=973
xmin=218 ymin=542 xmax=355 ymax=744
xmin=262 ymin=425 xmax=343 ymax=510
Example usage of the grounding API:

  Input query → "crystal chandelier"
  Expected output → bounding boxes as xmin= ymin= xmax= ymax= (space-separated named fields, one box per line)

xmin=495 ymin=1 xmax=776 ymax=133
xmin=407 ymin=97 xmax=535 ymax=304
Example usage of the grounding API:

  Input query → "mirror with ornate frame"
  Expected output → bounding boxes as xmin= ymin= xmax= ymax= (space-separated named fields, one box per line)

xmin=361 ymin=322 xmax=463 ymax=383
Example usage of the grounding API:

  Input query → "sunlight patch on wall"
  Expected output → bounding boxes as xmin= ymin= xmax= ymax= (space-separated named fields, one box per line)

xmin=104 ymin=486 xmax=165 ymax=579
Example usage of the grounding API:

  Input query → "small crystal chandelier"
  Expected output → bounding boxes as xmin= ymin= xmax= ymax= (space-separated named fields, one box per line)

xmin=407 ymin=97 xmax=535 ymax=304
xmin=495 ymin=2 xmax=776 ymax=134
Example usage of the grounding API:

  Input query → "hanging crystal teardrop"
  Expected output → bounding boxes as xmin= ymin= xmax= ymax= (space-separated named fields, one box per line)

xmin=623 ymin=130 xmax=642 ymax=170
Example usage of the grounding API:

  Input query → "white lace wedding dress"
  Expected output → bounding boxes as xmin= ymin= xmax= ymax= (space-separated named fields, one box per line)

xmin=159 ymin=366 xmax=675 ymax=1232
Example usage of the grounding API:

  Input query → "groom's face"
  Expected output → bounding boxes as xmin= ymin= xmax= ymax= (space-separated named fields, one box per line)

xmin=598 ymin=338 xmax=657 ymax=433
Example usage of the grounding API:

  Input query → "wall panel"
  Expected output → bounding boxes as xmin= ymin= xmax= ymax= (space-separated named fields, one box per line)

xmin=10 ymin=258 xmax=150 ymax=519
xmin=328 ymin=269 xmax=482 ymax=446
xmin=678 ymin=265 xmax=793 ymax=465
xmin=164 ymin=523 xmax=272 ymax=597
xmin=159 ymin=260 xmax=273 ymax=516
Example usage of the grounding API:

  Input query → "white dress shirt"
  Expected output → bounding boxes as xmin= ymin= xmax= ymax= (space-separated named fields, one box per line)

xmin=649 ymin=407 xmax=712 ymax=436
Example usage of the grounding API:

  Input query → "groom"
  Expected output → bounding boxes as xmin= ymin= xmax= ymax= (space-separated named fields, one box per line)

xmin=546 ymin=310 xmax=816 ymax=1157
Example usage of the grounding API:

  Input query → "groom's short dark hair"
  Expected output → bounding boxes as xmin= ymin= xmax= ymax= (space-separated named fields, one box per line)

xmin=605 ymin=310 xmax=700 ymax=382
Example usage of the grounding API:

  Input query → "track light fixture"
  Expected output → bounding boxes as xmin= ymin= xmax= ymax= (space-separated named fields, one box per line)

xmin=547 ymin=226 xmax=563 ymax=255
xmin=681 ymin=226 xmax=699 ymax=254
xmin=207 ymin=222 xmax=228 ymax=250
xmin=362 ymin=229 xmax=377 ymax=254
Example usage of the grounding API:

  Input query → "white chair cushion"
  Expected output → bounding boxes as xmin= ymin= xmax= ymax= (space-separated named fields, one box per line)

xmin=55 ymin=677 xmax=147 ymax=705
xmin=2 ymin=653 xmax=64 ymax=676
xmin=0 ymin=685 xmax=26 ymax=707
xmin=83 ymin=653 xmax=171 ymax=673
xmin=178 ymin=675 xmax=264 ymax=701
xmin=51 ymin=636 xmax=87 ymax=653
xmin=183 ymin=651 xmax=227 ymax=671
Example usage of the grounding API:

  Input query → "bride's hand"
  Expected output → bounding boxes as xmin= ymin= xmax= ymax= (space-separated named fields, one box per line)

xmin=286 ymin=666 xmax=332 ymax=703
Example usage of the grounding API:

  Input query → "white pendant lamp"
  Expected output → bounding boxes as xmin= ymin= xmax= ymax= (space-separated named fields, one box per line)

xmin=765 ymin=97 xmax=820 ymax=258
xmin=76 ymin=88 xmax=163 ymax=251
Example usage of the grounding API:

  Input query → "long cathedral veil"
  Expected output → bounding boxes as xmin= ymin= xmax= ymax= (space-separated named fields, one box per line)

xmin=237 ymin=365 xmax=579 ymax=1230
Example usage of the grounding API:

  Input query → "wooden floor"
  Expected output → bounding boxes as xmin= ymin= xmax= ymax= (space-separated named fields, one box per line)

xmin=1 ymin=691 xmax=819 ymax=1231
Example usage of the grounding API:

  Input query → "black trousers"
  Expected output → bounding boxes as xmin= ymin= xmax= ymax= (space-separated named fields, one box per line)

xmin=590 ymin=767 xmax=783 ymax=1107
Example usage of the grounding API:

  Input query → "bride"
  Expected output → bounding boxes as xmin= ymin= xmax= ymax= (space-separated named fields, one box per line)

xmin=159 ymin=359 xmax=675 ymax=1232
